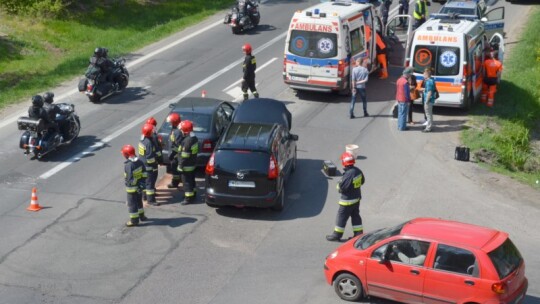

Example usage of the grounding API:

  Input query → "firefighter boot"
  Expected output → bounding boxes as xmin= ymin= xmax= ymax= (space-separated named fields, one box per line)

xmin=326 ymin=232 xmax=343 ymax=242
xmin=126 ymin=218 xmax=139 ymax=227
xmin=139 ymin=210 xmax=148 ymax=221
xmin=167 ymin=181 xmax=179 ymax=189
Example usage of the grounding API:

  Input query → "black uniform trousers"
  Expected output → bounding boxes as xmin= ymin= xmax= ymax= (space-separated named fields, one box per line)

xmin=170 ymin=158 xmax=181 ymax=186
xmin=241 ymin=79 xmax=258 ymax=100
xmin=145 ymin=166 xmax=157 ymax=203
xmin=181 ymin=170 xmax=196 ymax=202
xmin=334 ymin=203 xmax=363 ymax=235
xmin=127 ymin=191 xmax=143 ymax=223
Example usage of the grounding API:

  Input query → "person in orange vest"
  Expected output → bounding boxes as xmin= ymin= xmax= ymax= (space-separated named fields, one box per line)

xmin=375 ymin=31 xmax=388 ymax=79
xmin=481 ymin=50 xmax=503 ymax=107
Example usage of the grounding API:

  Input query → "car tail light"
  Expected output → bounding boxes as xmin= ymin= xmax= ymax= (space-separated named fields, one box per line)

xmin=405 ymin=59 xmax=410 ymax=68
xmin=268 ymin=155 xmax=278 ymax=180
xmin=205 ymin=152 xmax=215 ymax=176
xmin=492 ymin=282 xmax=506 ymax=294
xmin=202 ymin=139 xmax=213 ymax=153
xmin=87 ymin=83 xmax=93 ymax=91
xmin=283 ymin=54 xmax=287 ymax=73
xmin=337 ymin=60 xmax=345 ymax=77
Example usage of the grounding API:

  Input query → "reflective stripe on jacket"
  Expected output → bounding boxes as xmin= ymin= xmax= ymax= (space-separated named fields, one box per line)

xmin=338 ymin=166 xmax=365 ymax=206
xmin=138 ymin=137 xmax=157 ymax=169
xmin=178 ymin=134 xmax=199 ymax=172
xmin=124 ymin=158 xmax=145 ymax=193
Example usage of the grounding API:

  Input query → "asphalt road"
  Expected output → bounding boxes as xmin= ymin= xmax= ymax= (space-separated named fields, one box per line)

xmin=0 ymin=0 xmax=538 ymax=303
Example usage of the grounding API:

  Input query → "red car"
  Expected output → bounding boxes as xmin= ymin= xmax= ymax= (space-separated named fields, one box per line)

xmin=324 ymin=218 xmax=528 ymax=303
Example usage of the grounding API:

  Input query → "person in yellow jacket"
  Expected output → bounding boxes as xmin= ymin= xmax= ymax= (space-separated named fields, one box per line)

xmin=413 ymin=0 xmax=430 ymax=29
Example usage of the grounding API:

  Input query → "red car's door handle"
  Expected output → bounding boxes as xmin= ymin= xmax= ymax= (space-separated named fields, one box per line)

xmin=410 ymin=269 xmax=420 ymax=275
xmin=464 ymin=280 xmax=475 ymax=286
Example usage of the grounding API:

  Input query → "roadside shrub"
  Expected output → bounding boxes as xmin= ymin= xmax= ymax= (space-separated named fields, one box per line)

xmin=492 ymin=121 xmax=531 ymax=171
xmin=0 ymin=0 xmax=66 ymax=17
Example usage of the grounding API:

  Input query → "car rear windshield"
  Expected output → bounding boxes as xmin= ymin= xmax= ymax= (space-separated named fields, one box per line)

xmin=288 ymin=30 xmax=338 ymax=59
xmin=488 ymin=239 xmax=523 ymax=279
xmin=215 ymin=149 xmax=269 ymax=173
xmin=413 ymin=45 xmax=461 ymax=76
xmin=355 ymin=221 xmax=406 ymax=250
xmin=220 ymin=123 xmax=273 ymax=150
xmin=159 ymin=112 xmax=211 ymax=134
xmin=439 ymin=7 xmax=476 ymax=16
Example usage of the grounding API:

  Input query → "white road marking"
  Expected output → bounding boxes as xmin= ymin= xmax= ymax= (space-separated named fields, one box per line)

xmin=40 ymin=32 xmax=287 ymax=179
xmin=0 ymin=20 xmax=223 ymax=130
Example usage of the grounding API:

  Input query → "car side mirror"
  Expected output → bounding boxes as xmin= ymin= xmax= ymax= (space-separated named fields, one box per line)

xmin=289 ymin=134 xmax=299 ymax=141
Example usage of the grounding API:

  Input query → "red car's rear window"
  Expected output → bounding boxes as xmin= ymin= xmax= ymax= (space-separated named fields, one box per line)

xmin=487 ymin=238 xmax=523 ymax=279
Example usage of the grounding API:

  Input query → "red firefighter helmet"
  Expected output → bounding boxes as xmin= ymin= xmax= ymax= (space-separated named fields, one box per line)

xmin=242 ymin=43 xmax=252 ymax=54
xmin=167 ymin=112 xmax=181 ymax=127
xmin=121 ymin=144 xmax=136 ymax=158
xmin=141 ymin=123 xmax=154 ymax=137
xmin=341 ymin=152 xmax=355 ymax=167
xmin=146 ymin=117 xmax=157 ymax=126
xmin=180 ymin=120 xmax=193 ymax=133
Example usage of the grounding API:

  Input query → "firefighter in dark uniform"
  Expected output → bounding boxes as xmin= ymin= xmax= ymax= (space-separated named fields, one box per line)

xmin=146 ymin=117 xmax=163 ymax=165
xmin=241 ymin=43 xmax=259 ymax=101
xmin=139 ymin=123 xmax=159 ymax=205
xmin=326 ymin=152 xmax=366 ymax=242
xmin=166 ymin=113 xmax=183 ymax=188
xmin=177 ymin=120 xmax=199 ymax=205
xmin=122 ymin=144 xmax=147 ymax=227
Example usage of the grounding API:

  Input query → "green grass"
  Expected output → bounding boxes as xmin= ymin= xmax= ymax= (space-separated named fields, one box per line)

xmin=462 ymin=7 xmax=540 ymax=187
xmin=0 ymin=0 xmax=234 ymax=107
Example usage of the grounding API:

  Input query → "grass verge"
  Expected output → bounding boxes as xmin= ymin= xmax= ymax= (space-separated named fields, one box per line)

xmin=462 ymin=7 xmax=540 ymax=187
xmin=0 ymin=0 xmax=234 ymax=108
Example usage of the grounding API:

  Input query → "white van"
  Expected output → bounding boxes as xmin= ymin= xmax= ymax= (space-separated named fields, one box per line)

xmin=283 ymin=0 xmax=382 ymax=94
xmin=385 ymin=7 xmax=505 ymax=108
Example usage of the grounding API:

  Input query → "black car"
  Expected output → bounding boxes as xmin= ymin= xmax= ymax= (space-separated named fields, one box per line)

xmin=157 ymin=97 xmax=235 ymax=168
xmin=204 ymin=98 xmax=299 ymax=211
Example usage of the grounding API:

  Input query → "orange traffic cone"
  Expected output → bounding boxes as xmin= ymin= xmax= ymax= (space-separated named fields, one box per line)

xmin=201 ymin=90 xmax=207 ymax=98
xmin=27 ymin=187 xmax=42 ymax=212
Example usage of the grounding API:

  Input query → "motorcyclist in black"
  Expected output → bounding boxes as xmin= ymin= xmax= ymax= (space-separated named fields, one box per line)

xmin=90 ymin=47 xmax=116 ymax=86
xmin=42 ymin=92 xmax=61 ymax=134
xmin=28 ymin=95 xmax=55 ymax=135
xmin=237 ymin=0 xmax=257 ymax=25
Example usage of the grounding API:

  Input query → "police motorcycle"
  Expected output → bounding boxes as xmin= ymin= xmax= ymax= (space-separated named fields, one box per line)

xmin=18 ymin=104 xmax=81 ymax=159
xmin=78 ymin=58 xmax=129 ymax=103
xmin=224 ymin=0 xmax=260 ymax=34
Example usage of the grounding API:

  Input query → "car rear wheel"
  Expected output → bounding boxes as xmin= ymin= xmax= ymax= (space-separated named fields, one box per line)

xmin=334 ymin=273 xmax=364 ymax=301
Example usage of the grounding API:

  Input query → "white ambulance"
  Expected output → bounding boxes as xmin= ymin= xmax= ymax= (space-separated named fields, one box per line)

xmin=385 ymin=7 xmax=505 ymax=109
xmin=283 ymin=0 xmax=381 ymax=94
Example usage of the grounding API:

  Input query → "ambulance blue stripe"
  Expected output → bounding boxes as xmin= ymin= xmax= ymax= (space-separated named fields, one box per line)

xmin=286 ymin=54 xmax=342 ymax=66
xmin=415 ymin=75 xmax=455 ymax=83
xmin=484 ymin=23 xmax=504 ymax=30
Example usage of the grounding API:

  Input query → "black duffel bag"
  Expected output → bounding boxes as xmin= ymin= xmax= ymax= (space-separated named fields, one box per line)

xmin=455 ymin=146 xmax=470 ymax=162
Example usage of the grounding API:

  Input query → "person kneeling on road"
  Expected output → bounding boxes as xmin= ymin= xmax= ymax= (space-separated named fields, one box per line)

xmin=326 ymin=152 xmax=366 ymax=242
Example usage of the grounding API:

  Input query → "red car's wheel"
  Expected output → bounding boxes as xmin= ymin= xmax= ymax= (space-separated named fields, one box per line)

xmin=333 ymin=273 xmax=364 ymax=301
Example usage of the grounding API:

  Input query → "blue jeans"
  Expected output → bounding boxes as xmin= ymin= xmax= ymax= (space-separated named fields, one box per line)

xmin=350 ymin=88 xmax=367 ymax=116
xmin=398 ymin=102 xmax=409 ymax=130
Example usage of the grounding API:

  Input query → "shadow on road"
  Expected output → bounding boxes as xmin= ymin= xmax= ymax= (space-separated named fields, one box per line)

xmin=139 ymin=216 xmax=197 ymax=228
xmin=212 ymin=158 xmax=329 ymax=221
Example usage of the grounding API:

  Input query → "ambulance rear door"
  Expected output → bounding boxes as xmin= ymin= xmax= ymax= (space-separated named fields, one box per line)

xmin=483 ymin=6 xmax=504 ymax=40
xmin=385 ymin=15 xmax=413 ymax=66
xmin=286 ymin=22 xmax=340 ymax=83
xmin=489 ymin=33 xmax=505 ymax=81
